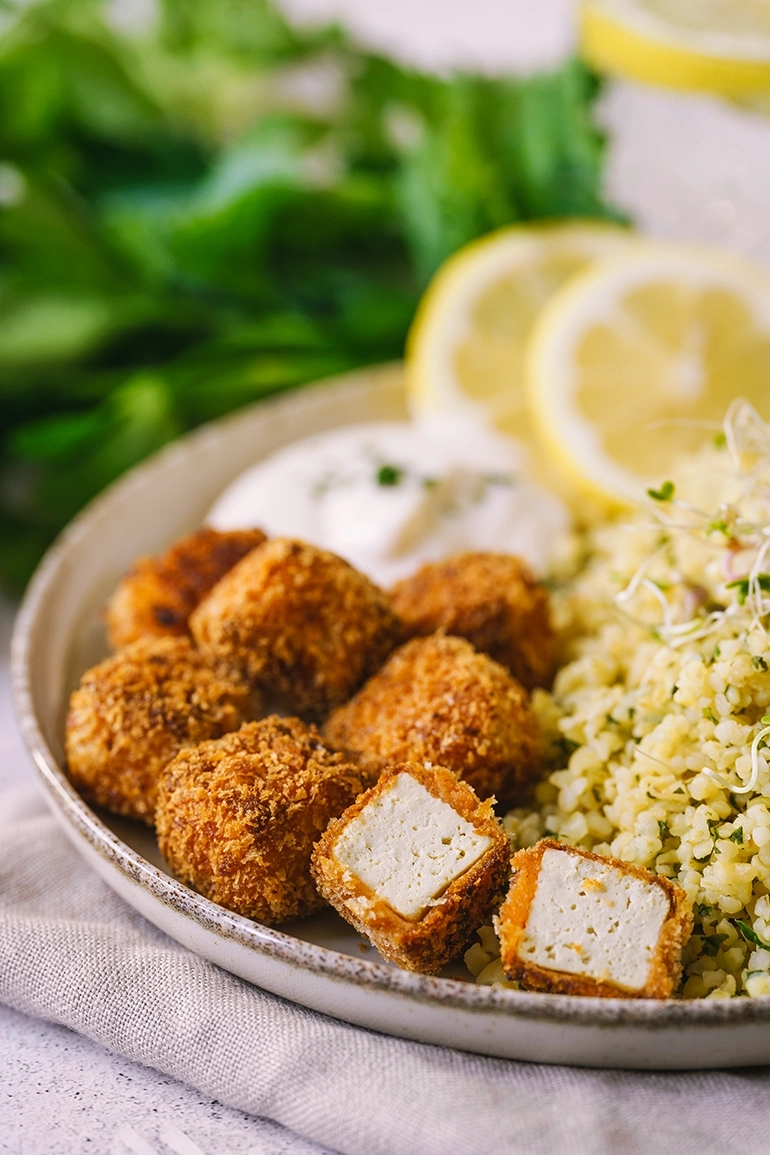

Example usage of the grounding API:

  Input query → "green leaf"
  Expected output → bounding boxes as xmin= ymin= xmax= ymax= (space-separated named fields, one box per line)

xmin=10 ymin=372 xmax=181 ymax=527
xmin=646 ymin=480 xmax=675 ymax=503
xmin=0 ymin=297 xmax=114 ymax=364
xmin=0 ymin=0 xmax=620 ymax=594
xmin=735 ymin=920 xmax=770 ymax=949
xmin=492 ymin=61 xmax=616 ymax=221
xmin=395 ymin=77 xmax=516 ymax=282
xmin=11 ymin=408 xmax=106 ymax=461
xmin=0 ymin=177 xmax=127 ymax=297
xmin=726 ymin=574 xmax=770 ymax=605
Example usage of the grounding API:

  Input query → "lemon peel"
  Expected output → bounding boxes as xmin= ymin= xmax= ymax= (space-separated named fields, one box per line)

xmin=580 ymin=0 xmax=770 ymax=95
xmin=405 ymin=220 xmax=634 ymax=444
xmin=526 ymin=242 xmax=770 ymax=507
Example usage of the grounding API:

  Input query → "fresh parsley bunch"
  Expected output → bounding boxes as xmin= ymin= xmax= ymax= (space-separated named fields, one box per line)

xmin=0 ymin=0 xmax=619 ymax=592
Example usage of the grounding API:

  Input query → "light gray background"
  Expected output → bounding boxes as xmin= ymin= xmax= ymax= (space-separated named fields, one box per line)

xmin=4 ymin=1 xmax=770 ymax=1151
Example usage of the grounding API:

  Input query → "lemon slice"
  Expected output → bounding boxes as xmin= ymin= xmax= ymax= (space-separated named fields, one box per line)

xmin=580 ymin=0 xmax=770 ymax=94
xmin=405 ymin=221 xmax=635 ymax=442
xmin=527 ymin=242 xmax=770 ymax=507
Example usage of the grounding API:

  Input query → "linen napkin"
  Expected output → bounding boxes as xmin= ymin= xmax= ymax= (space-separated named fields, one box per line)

xmin=2 ymin=792 xmax=770 ymax=1155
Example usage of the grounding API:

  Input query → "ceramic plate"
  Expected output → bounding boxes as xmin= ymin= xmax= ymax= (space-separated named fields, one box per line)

xmin=12 ymin=363 xmax=770 ymax=1070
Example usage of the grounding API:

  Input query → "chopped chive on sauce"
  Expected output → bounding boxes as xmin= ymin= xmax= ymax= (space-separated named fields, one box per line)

xmin=376 ymin=464 xmax=403 ymax=487
xmin=730 ymin=827 xmax=744 ymax=844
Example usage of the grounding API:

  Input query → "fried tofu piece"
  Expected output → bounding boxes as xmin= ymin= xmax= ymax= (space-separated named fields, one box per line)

xmin=496 ymin=840 xmax=693 ymax=999
xmin=390 ymin=551 xmax=557 ymax=690
xmin=65 ymin=636 xmax=254 ymax=824
xmin=323 ymin=633 xmax=540 ymax=804
xmin=156 ymin=717 xmax=365 ymax=925
xmin=105 ymin=526 xmax=267 ymax=649
xmin=190 ymin=538 xmax=402 ymax=721
xmin=311 ymin=762 xmax=510 ymax=974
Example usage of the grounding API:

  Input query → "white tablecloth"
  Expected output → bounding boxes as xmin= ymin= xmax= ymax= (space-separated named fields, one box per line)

xmin=5 ymin=3 xmax=770 ymax=1151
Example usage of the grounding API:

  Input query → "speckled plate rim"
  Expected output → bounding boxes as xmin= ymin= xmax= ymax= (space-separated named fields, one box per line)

xmin=10 ymin=364 xmax=770 ymax=1055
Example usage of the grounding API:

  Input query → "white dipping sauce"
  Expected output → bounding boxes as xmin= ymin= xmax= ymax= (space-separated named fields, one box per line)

xmin=206 ymin=417 xmax=570 ymax=586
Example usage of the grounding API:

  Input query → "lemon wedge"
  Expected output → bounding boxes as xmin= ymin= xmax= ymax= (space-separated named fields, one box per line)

xmin=405 ymin=221 xmax=635 ymax=442
xmin=580 ymin=0 xmax=770 ymax=94
xmin=527 ymin=242 xmax=770 ymax=507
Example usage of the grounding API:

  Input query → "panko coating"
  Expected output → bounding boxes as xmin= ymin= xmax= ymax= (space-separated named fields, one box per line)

xmin=65 ymin=636 xmax=254 ymax=824
xmin=389 ymin=551 xmax=557 ymax=690
xmin=105 ymin=526 xmax=267 ymax=649
xmin=324 ymin=633 xmax=541 ymax=804
xmin=311 ymin=762 xmax=510 ymax=974
xmin=496 ymin=840 xmax=693 ymax=998
xmin=189 ymin=538 xmax=402 ymax=721
xmin=155 ymin=716 xmax=365 ymax=924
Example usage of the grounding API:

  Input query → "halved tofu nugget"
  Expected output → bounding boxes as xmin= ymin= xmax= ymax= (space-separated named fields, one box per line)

xmin=496 ymin=840 xmax=693 ymax=999
xmin=311 ymin=762 xmax=510 ymax=974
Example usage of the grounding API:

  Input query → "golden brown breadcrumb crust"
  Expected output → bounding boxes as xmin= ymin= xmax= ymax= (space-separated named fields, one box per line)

xmin=389 ymin=551 xmax=557 ymax=691
xmin=155 ymin=717 xmax=365 ymax=924
xmin=496 ymin=839 xmax=693 ymax=999
xmin=323 ymin=633 xmax=541 ymax=803
xmin=65 ymin=636 xmax=254 ymax=824
xmin=105 ymin=526 xmax=267 ymax=649
xmin=189 ymin=538 xmax=402 ymax=721
xmin=311 ymin=762 xmax=510 ymax=974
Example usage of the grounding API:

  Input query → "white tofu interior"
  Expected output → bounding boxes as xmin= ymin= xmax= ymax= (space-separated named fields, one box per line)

xmin=518 ymin=848 xmax=669 ymax=992
xmin=333 ymin=772 xmax=493 ymax=920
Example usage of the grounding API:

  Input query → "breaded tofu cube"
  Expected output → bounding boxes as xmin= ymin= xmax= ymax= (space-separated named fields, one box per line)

xmin=311 ymin=762 xmax=510 ymax=974
xmin=496 ymin=840 xmax=693 ymax=999
xmin=190 ymin=538 xmax=401 ymax=721
xmin=155 ymin=717 xmax=365 ymax=925
xmin=105 ymin=526 xmax=267 ymax=649
xmin=65 ymin=636 xmax=254 ymax=824
xmin=323 ymin=633 xmax=540 ymax=804
xmin=389 ymin=551 xmax=557 ymax=690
